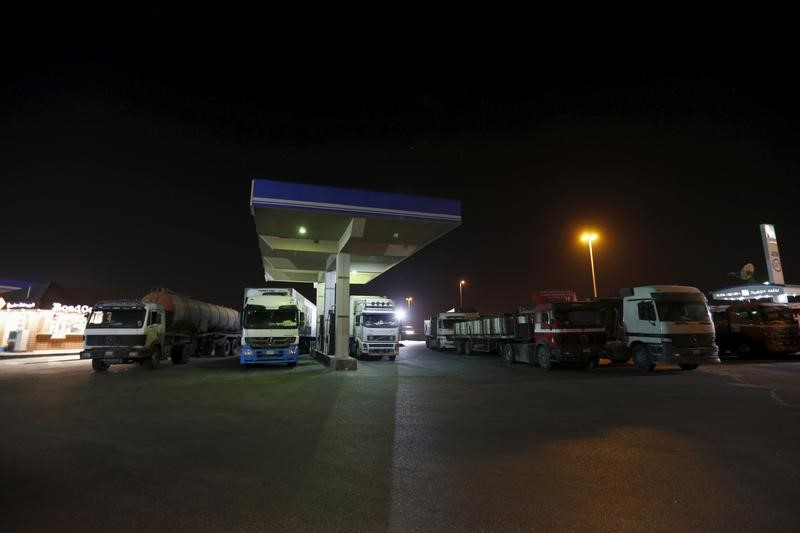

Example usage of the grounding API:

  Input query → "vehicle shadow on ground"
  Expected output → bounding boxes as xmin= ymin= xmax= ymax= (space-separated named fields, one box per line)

xmin=719 ymin=352 xmax=800 ymax=365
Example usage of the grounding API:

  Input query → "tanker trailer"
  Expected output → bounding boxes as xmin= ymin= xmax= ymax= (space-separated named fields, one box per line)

xmin=80 ymin=288 xmax=241 ymax=372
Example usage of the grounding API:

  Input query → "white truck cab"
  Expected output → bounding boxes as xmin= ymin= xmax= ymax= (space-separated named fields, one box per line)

xmin=621 ymin=285 xmax=720 ymax=371
xmin=350 ymin=296 xmax=399 ymax=360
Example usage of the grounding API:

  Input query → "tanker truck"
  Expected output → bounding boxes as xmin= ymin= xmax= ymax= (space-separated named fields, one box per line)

xmin=80 ymin=288 xmax=241 ymax=372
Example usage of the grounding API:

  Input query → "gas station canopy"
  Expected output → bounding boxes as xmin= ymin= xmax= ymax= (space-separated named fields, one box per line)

xmin=250 ymin=179 xmax=462 ymax=284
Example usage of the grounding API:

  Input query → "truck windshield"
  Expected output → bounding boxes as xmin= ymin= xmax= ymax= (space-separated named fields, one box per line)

xmin=761 ymin=307 xmax=795 ymax=323
xmin=362 ymin=314 xmax=397 ymax=328
xmin=656 ymin=301 xmax=710 ymax=322
xmin=553 ymin=308 xmax=603 ymax=327
xmin=243 ymin=307 xmax=297 ymax=329
xmin=86 ymin=310 xmax=146 ymax=328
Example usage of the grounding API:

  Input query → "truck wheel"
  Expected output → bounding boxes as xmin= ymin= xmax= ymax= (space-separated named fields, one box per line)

xmin=679 ymin=364 xmax=699 ymax=370
xmin=735 ymin=341 xmax=753 ymax=357
xmin=287 ymin=361 xmax=297 ymax=367
xmin=537 ymin=345 xmax=555 ymax=370
xmin=503 ymin=344 xmax=514 ymax=364
xmin=146 ymin=346 xmax=161 ymax=370
xmin=389 ymin=355 xmax=397 ymax=361
xmin=633 ymin=345 xmax=655 ymax=372
xmin=356 ymin=343 xmax=363 ymax=360
xmin=465 ymin=340 xmax=472 ymax=356
xmin=92 ymin=359 xmax=109 ymax=372
xmin=586 ymin=357 xmax=599 ymax=370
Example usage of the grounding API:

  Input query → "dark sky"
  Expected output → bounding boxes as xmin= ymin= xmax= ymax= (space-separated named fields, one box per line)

xmin=2 ymin=14 xmax=799 ymax=327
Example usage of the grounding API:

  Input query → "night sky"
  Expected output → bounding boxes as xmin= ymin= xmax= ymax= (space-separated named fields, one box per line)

xmin=3 ymin=14 xmax=799 ymax=328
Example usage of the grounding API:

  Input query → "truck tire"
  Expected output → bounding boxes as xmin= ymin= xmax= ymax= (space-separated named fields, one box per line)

xmin=633 ymin=344 xmax=655 ymax=372
xmin=735 ymin=340 xmax=753 ymax=357
xmin=356 ymin=343 xmax=363 ymax=360
xmin=585 ymin=357 xmax=599 ymax=370
xmin=287 ymin=361 xmax=297 ymax=367
xmin=146 ymin=346 xmax=161 ymax=370
xmin=92 ymin=359 xmax=109 ymax=372
xmin=679 ymin=364 xmax=699 ymax=370
xmin=465 ymin=340 xmax=473 ymax=356
xmin=171 ymin=345 xmax=191 ymax=365
xmin=537 ymin=344 xmax=555 ymax=370
xmin=389 ymin=355 xmax=396 ymax=361
xmin=503 ymin=344 xmax=514 ymax=364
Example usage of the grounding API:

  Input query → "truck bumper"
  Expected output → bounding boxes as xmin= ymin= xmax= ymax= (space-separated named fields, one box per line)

xmin=361 ymin=343 xmax=398 ymax=357
xmin=550 ymin=346 xmax=604 ymax=363
xmin=651 ymin=344 xmax=721 ymax=365
xmin=80 ymin=348 xmax=148 ymax=363
xmin=240 ymin=344 xmax=299 ymax=366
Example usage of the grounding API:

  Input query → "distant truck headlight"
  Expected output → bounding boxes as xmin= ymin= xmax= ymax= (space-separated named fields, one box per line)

xmin=242 ymin=346 xmax=253 ymax=356
xmin=289 ymin=344 xmax=298 ymax=355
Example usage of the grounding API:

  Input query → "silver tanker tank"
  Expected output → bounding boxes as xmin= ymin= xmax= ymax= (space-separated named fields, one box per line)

xmin=142 ymin=288 xmax=239 ymax=334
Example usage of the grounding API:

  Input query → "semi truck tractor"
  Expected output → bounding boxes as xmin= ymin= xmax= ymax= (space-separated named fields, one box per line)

xmin=425 ymin=310 xmax=480 ymax=350
xmin=603 ymin=286 xmax=720 ymax=371
xmin=711 ymin=302 xmax=800 ymax=356
xmin=80 ymin=288 xmax=241 ymax=372
xmin=452 ymin=297 xmax=607 ymax=369
xmin=240 ymin=288 xmax=316 ymax=367
xmin=349 ymin=296 xmax=399 ymax=360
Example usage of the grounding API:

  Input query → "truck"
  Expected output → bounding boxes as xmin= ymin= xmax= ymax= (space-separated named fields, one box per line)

xmin=240 ymin=288 xmax=316 ymax=367
xmin=349 ymin=296 xmax=399 ymax=360
xmin=602 ymin=286 xmax=720 ymax=371
xmin=710 ymin=302 xmax=800 ymax=356
xmin=80 ymin=288 xmax=241 ymax=372
xmin=424 ymin=310 xmax=480 ymax=350
xmin=452 ymin=297 xmax=607 ymax=369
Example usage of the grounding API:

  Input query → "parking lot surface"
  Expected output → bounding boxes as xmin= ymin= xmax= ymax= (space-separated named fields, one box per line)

xmin=1 ymin=341 xmax=799 ymax=532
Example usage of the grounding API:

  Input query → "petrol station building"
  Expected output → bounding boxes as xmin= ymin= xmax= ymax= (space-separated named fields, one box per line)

xmin=249 ymin=179 xmax=461 ymax=370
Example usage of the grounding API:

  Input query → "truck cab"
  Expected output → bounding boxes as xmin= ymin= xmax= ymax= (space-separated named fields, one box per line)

xmin=532 ymin=301 xmax=607 ymax=369
xmin=425 ymin=311 xmax=480 ymax=350
xmin=80 ymin=300 xmax=166 ymax=371
xmin=712 ymin=302 xmax=800 ymax=356
xmin=620 ymin=286 xmax=720 ymax=371
xmin=240 ymin=288 xmax=316 ymax=367
xmin=350 ymin=296 xmax=399 ymax=360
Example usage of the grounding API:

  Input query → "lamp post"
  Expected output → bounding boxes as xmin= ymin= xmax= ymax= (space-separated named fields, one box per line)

xmin=405 ymin=297 xmax=412 ymax=339
xmin=580 ymin=232 xmax=599 ymax=298
xmin=459 ymin=280 xmax=466 ymax=309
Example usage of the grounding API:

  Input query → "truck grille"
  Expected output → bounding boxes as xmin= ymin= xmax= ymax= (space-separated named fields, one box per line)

xmin=85 ymin=335 xmax=147 ymax=347
xmin=246 ymin=337 xmax=294 ymax=348
xmin=368 ymin=335 xmax=396 ymax=341
xmin=559 ymin=333 xmax=605 ymax=345
xmin=668 ymin=333 xmax=715 ymax=348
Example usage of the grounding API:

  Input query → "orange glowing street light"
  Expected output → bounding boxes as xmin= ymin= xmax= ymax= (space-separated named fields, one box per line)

xmin=459 ymin=280 xmax=466 ymax=309
xmin=580 ymin=232 xmax=599 ymax=298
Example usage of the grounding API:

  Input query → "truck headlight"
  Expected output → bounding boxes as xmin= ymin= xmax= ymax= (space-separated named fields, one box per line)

xmin=242 ymin=346 xmax=253 ymax=356
xmin=289 ymin=345 xmax=298 ymax=354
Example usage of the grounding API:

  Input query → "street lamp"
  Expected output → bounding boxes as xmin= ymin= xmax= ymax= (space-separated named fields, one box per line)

xmin=580 ymin=232 xmax=599 ymax=298
xmin=459 ymin=280 xmax=466 ymax=309
xmin=404 ymin=297 xmax=413 ymax=339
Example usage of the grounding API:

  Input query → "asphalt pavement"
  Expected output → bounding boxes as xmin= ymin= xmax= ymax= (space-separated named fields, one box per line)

xmin=1 ymin=341 xmax=799 ymax=532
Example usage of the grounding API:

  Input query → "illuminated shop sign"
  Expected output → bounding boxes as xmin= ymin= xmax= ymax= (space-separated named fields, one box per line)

xmin=7 ymin=302 xmax=36 ymax=309
xmin=713 ymin=286 xmax=784 ymax=300
xmin=52 ymin=302 xmax=93 ymax=314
